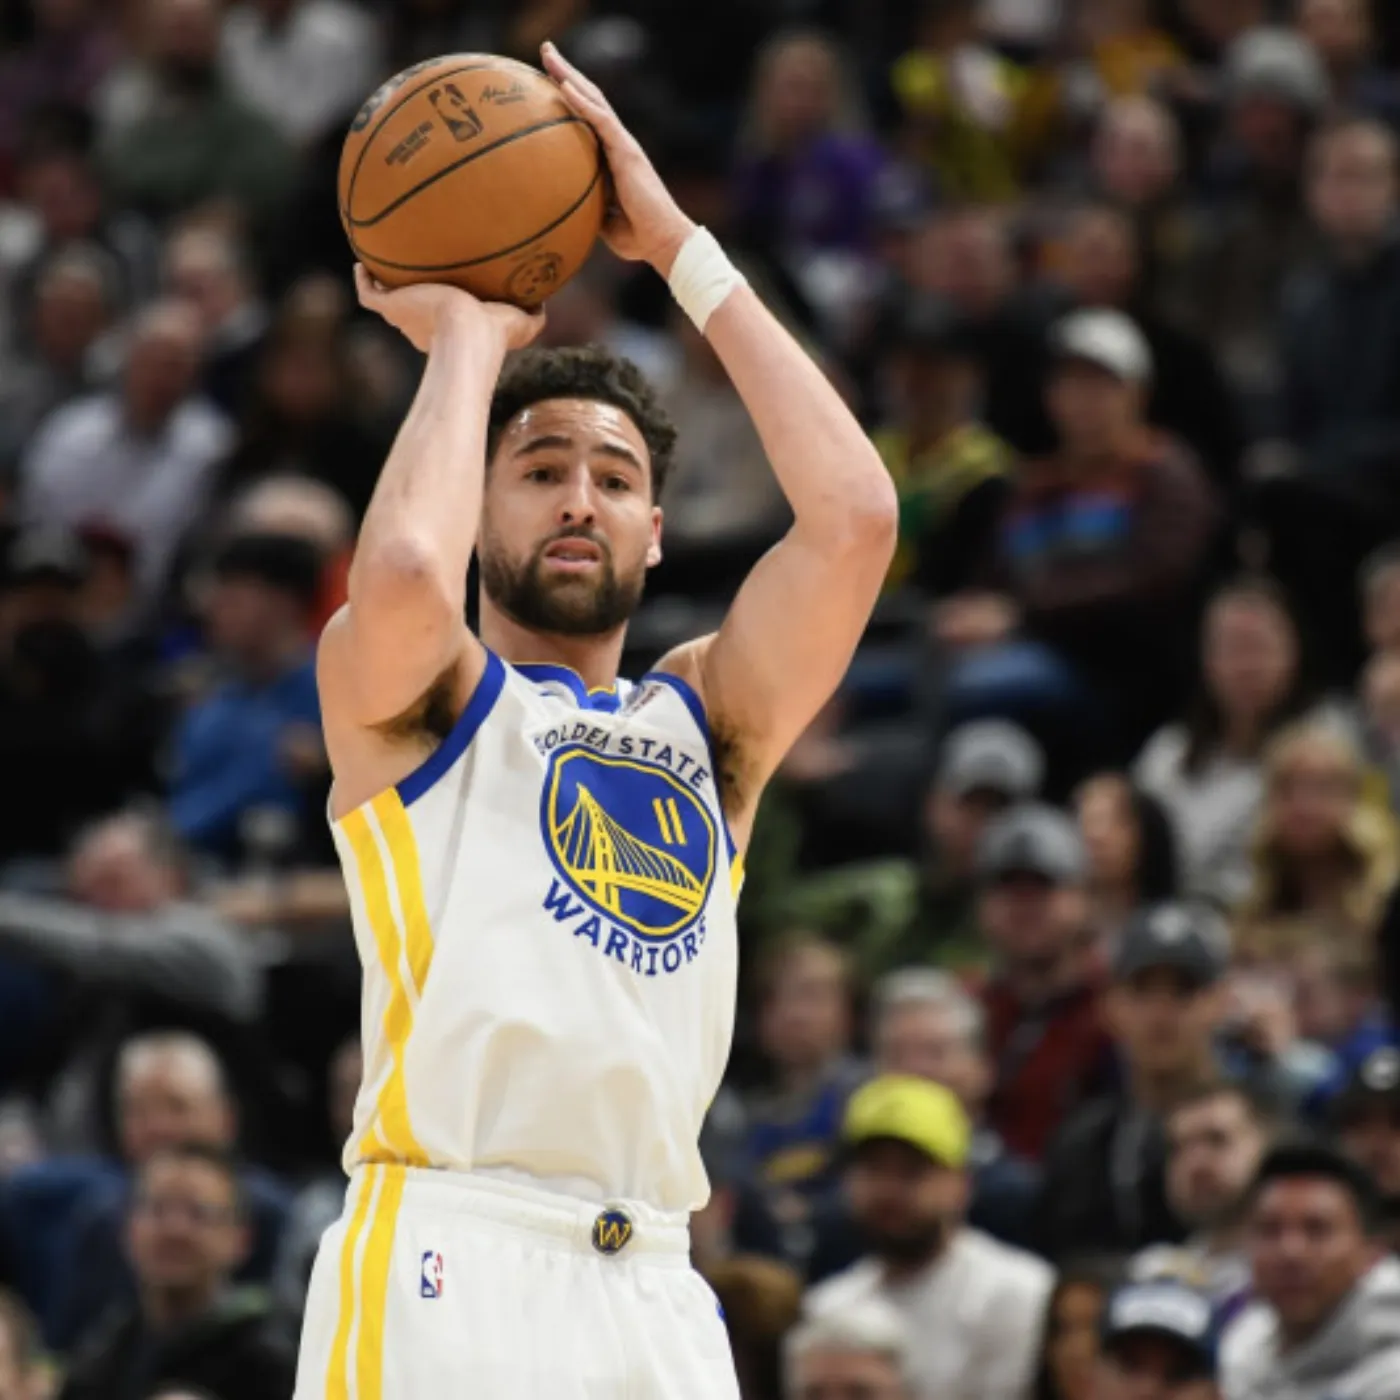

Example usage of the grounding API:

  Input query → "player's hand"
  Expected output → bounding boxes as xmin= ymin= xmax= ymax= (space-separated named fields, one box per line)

xmin=541 ymin=40 xmax=695 ymax=273
xmin=354 ymin=265 xmax=545 ymax=355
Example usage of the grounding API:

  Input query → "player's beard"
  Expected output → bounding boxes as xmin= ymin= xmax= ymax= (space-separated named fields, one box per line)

xmin=480 ymin=526 xmax=646 ymax=637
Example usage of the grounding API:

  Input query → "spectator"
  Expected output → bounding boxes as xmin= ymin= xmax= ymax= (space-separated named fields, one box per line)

xmin=1131 ymin=1082 xmax=1280 ymax=1324
xmin=1253 ymin=116 xmax=1400 ymax=683
xmin=1037 ymin=902 xmax=1232 ymax=1260
xmin=162 ymin=225 xmax=268 ymax=419
xmin=1296 ymin=0 xmax=1400 ymax=129
xmin=227 ymin=473 xmax=353 ymax=635
xmin=1 ymin=108 xmax=159 ymax=345
xmin=1235 ymin=722 xmax=1398 ymax=964
xmin=1095 ymin=1278 xmax=1221 ymax=1400
xmin=58 ymin=1143 xmax=295 ymax=1400
xmin=733 ymin=29 xmax=890 ymax=264
xmin=100 ymin=0 xmax=297 ymax=245
xmin=0 ymin=246 xmax=114 ymax=474
xmin=0 ymin=1 xmax=118 ymax=193
xmin=168 ymin=531 xmax=323 ymax=863
xmin=220 ymin=0 xmax=382 ymax=151
xmin=0 ymin=1290 xmax=44 ymax=1400
xmin=212 ymin=289 xmax=385 ymax=521
xmin=18 ymin=299 xmax=232 ymax=621
xmin=890 ymin=0 xmax=1025 ymax=203
xmin=807 ymin=968 xmax=1041 ymax=1282
xmin=1291 ymin=939 xmax=1391 ymax=1103
xmin=778 ymin=718 xmax=1045 ymax=975
xmin=1363 ymin=545 xmax=1400 ymax=660
xmin=1043 ymin=203 xmax=1243 ymax=493
xmin=1135 ymin=578 xmax=1323 ymax=909
xmin=1186 ymin=28 xmax=1323 ymax=419
xmin=44 ymin=1031 xmax=289 ymax=1352
xmin=0 ymin=528 xmax=167 ymax=862
xmin=805 ymin=1075 xmax=1053 ymax=1400
xmin=1076 ymin=773 xmax=1180 ymax=952
xmin=941 ymin=308 xmax=1219 ymax=765
xmin=1360 ymin=650 xmax=1400 ymax=813
xmin=1333 ymin=1047 xmax=1400 ymax=1234
xmin=1033 ymin=1261 xmax=1121 ymax=1400
xmin=744 ymin=936 xmax=866 ymax=1235
xmin=872 ymin=970 xmax=1039 ymax=1246
xmin=872 ymin=294 xmax=1013 ymax=599
xmin=1222 ymin=1142 xmax=1400 ymax=1399
xmin=1088 ymin=96 xmax=1200 ymax=329
xmin=783 ymin=1298 xmax=910 ymax=1400
xmin=713 ymin=1256 xmax=804 ymax=1400
xmin=977 ymin=803 xmax=1115 ymax=1161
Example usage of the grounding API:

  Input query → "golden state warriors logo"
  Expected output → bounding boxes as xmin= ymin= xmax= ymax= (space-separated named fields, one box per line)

xmin=591 ymin=1207 xmax=633 ymax=1255
xmin=542 ymin=746 xmax=717 ymax=941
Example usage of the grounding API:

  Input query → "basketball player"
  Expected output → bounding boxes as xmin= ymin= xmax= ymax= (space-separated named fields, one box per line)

xmin=295 ymin=43 xmax=897 ymax=1400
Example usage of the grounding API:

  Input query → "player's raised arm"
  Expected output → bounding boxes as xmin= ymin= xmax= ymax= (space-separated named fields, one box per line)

xmin=319 ymin=271 xmax=542 ymax=730
xmin=543 ymin=44 xmax=898 ymax=831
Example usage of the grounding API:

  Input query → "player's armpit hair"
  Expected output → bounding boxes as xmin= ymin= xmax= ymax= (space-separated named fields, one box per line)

xmin=374 ymin=660 xmax=462 ymax=748
xmin=487 ymin=345 xmax=677 ymax=500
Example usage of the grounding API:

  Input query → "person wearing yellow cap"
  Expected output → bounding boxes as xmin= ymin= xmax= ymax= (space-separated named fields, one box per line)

xmin=804 ymin=1075 xmax=1052 ymax=1400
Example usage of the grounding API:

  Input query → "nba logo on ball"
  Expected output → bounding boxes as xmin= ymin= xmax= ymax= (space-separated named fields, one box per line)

xmin=420 ymin=1250 xmax=444 ymax=1298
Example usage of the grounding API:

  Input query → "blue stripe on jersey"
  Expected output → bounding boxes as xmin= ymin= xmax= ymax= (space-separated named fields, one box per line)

xmin=642 ymin=670 xmax=738 ymax=862
xmin=397 ymin=650 xmax=506 ymax=806
xmin=513 ymin=662 xmax=621 ymax=711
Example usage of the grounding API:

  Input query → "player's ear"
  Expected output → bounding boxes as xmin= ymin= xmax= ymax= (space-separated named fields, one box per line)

xmin=646 ymin=506 xmax=663 ymax=568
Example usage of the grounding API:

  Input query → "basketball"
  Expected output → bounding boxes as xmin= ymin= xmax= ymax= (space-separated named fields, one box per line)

xmin=339 ymin=54 xmax=605 ymax=307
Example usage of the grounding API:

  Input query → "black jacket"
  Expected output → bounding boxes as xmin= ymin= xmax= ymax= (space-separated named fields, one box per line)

xmin=59 ymin=1288 xmax=295 ymax=1400
xmin=1034 ymin=1094 xmax=1185 ymax=1263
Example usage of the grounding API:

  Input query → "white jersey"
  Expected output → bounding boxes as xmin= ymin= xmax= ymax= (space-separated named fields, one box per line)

xmin=331 ymin=651 xmax=741 ymax=1213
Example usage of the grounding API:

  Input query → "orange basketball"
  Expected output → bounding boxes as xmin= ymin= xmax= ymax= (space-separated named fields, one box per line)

xmin=338 ymin=54 xmax=604 ymax=307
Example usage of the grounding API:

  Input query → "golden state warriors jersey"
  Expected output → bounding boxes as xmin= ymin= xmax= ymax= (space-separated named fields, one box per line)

xmin=331 ymin=652 xmax=741 ymax=1212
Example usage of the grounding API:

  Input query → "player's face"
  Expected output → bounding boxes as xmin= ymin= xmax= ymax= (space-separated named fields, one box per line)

xmin=481 ymin=398 xmax=662 ymax=637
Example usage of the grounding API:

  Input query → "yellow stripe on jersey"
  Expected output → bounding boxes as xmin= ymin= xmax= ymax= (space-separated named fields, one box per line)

xmin=341 ymin=809 xmax=427 ymax=1166
xmin=372 ymin=791 xmax=434 ymax=998
xmin=325 ymin=1167 xmax=375 ymax=1400
xmin=356 ymin=1164 xmax=407 ymax=1400
xmin=730 ymin=854 xmax=745 ymax=899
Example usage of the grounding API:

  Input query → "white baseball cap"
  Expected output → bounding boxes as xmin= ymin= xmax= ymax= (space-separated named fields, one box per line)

xmin=1052 ymin=308 xmax=1153 ymax=384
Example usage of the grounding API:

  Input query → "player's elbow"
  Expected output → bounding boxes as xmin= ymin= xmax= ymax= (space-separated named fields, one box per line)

xmin=839 ymin=461 xmax=899 ymax=560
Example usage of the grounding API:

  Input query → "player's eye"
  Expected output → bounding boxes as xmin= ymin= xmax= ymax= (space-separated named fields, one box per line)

xmin=602 ymin=474 xmax=630 ymax=493
xmin=525 ymin=465 xmax=558 ymax=484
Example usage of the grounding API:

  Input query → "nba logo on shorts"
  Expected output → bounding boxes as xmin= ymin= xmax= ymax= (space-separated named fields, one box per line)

xmin=420 ymin=1250 xmax=444 ymax=1299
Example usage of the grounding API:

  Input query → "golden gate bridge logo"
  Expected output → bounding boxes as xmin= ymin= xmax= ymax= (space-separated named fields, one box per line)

xmin=543 ymin=748 xmax=716 ymax=939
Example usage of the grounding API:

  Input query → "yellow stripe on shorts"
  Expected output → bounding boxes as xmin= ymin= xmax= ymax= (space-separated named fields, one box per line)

xmin=325 ymin=1166 xmax=375 ymax=1400
xmin=341 ymin=809 xmax=427 ymax=1165
xmin=355 ymin=1164 xmax=407 ymax=1400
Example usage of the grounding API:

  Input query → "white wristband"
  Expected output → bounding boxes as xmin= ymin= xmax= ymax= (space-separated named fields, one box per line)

xmin=667 ymin=226 xmax=746 ymax=333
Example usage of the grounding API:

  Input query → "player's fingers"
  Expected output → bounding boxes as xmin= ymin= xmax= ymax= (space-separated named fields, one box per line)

xmin=541 ymin=41 xmax=608 ymax=109
xmin=353 ymin=263 xmax=386 ymax=308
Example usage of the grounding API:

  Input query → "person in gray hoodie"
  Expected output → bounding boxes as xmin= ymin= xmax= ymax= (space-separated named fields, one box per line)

xmin=1221 ymin=1142 xmax=1400 ymax=1400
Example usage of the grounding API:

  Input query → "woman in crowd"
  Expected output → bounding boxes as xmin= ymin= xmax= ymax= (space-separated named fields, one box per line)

xmin=1076 ymin=771 xmax=1179 ymax=951
xmin=1134 ymin=577 xmax=1326 ymax=907
xmin=1033 ymin=1260 xmax=1122 ymax=1400
xmin=1235 ymin=722 xmax=1398 ymax=964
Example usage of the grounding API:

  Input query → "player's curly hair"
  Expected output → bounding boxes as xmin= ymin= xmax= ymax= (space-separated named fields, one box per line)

xmin=487 ymin=345 xmax=678 ymax=501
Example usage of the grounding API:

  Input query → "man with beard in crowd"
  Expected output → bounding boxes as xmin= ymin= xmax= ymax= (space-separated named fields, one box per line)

xmin=804 ymin=1075 xmax=1052 ymax=1400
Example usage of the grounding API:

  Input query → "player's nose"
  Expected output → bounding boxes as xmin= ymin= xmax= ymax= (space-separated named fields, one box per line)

xmin=555 ymin=467 xmax=597 ymax=525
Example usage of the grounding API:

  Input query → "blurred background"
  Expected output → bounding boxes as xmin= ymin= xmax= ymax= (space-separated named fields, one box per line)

xmin=3 ymin=0 xmax=1400 ymax=1397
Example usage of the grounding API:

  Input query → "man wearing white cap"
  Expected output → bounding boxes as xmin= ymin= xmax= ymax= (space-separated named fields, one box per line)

xmin=941 ymin=307 xmax=1218 ymax=763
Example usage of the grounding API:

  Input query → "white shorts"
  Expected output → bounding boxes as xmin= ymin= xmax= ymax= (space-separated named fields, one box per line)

xmin=294 ymin=1164 xmax=741 ymax=1400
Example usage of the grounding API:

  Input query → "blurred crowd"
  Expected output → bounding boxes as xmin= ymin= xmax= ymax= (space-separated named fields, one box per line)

xmin=6 ymin=0 xmax=1400 ymax=1397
